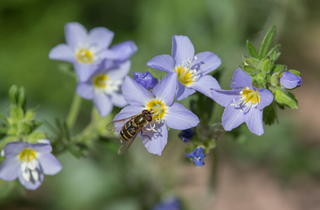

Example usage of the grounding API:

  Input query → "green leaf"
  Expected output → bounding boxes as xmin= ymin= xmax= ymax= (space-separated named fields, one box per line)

xmin=17 ymin=87 xmax=26 ymax=110
xmin=9 ymin=85 xmax=18 ymax=105
xmin=259 ymin=25 xmax=276 ymax=59
xmin=243 ymin=66 xmax=260 ymax=76
xmin=0 ymin=112 xmax=9 ymax=126
xmin=288 ymin=70 xmax=300 ymax=76
xmin=270 ymin=73 xmax=279 ymax=86
xmin=10 ymin=105 xmax=24 ymax=122
xmin=261 ymin=58 xmax=273 ymax=74
xmin=263 ymin=101 xmax=277 ymax=125
xmin=266 ymin=44 xmax=281 ymax=60
xmin=273 ymin=89 xmax=298 ymax=109
xmin=252 ymin=72 xmax=266 ymax=84
xmin=243 ymin=55 xmax=260 ymax=68
xmin=25 ymin=109 xmax=35 ymax=120
xmin=17 ymin=121 xmax=32 ymax=135
xmin=246 ymin=40 xmax=259 ymax=59
xmin=274 ymin=52 xmax=281 ymax=61
xmin=272 ymin=65 xmax=286 ymax=74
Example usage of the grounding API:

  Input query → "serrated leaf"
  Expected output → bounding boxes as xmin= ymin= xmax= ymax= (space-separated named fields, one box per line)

xmin=246 ymin=40 xmax=259 ymax=59
xmin=259 ymin=25 xmax=276 ymax=59
xmin=263 ymin=101 xmax=277 ymax=125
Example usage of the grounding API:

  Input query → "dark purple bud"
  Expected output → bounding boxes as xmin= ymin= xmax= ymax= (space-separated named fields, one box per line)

xmin=186 ymin=147 xmax=206 ymax=166
xmin=152 ymin=197 xmax=181 ymax=210
xmin=180 ymin=129 xmax=195 ymax=143
xmin=132 ymin=72 xmax=158 ymax=90
xmin=280 ymin=72 xmax=302 ymax=89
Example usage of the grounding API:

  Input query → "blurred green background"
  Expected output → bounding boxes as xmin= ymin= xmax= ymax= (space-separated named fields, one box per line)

xmin=1 ymin=0 xmax=320 ymax=209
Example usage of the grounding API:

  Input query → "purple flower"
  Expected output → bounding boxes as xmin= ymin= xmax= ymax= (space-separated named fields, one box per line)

xmin=113 ymin=73 xmax=199 ymax=156
xmin=0 ymin=141 xmax=62 ymax=190
xmin=152 ymin=197 xmax=181 ymax=210
xmin=147 ymin=35 xmax=221 ymax=100
xmin=76 ymin=60 xmax=130 ymax=117
xmin=211 ymin=68 xmax=273 ymax=136
xmin=280 ymin=72 xmax=302 ymax=89
xmin=132 ymin=72 xmax=158 ymax=90
xmin=180 ymin=129 xmax=195 ymax=143
xmin=186 ymin=146 xmax=206 ymax=166
xmin=49 ymin=22 xmax=137 ymax=82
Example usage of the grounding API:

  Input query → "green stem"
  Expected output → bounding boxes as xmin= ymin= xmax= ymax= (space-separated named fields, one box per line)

xmin=66 ymin=93 xmax=82 ymax=129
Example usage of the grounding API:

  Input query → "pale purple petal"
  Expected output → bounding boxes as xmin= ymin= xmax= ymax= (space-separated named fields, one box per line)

xmin=230 ymin=68 xmax=253 ymax=89
xmin=65 ymin=22 xmax=88 ymax=50
xmin=191 ymin=75 xmax=220 ymax=98
xmin=49 ymin=44 xmax=75 ymax=63
xmin=74 ymin=63 xmax=99 ymax=82
xmin=146 ymin=54 xmax=174 ymax=73
xmin=122 ymin=76 xmax=154 ymax=106
xmin=76 ymin=82 xmax=94 ymax=100
xmin=93 ymin=93 xmax=113 ymax=117
xmin=211 ymin=89 xmax=240 ymax=107
xmin=29 ymin=143 xmax=52 ymax=154
xmin=257 ymin=89 xmax=274 ymax=110
xmin=18 ymin=172 xmax=43 ymax=191
xmin=142 ymin=123 xmax=167 ymax=156
xmin=109 ymin=92 xmax=128 ymax=107
xmin=103 ymin=41 xmax=137 ymax=62
xmin=152 ymin=73 xmax=177 ymax=105
xmin=176 ymin=82 xmax=196 ymax=101
xmin=165 ymin=103 xmax=199 ymax=129
xmin=194 ymin=52 xmax=221 ymax=75
xmin=88 ymin=27 xmax=114 ymax=50
xmin=172 ymin=36 xmax=195 ymax=67
xmin=3 ymin=142 xmax=27 ymax=158
xmin=107 ymin=61 xmax=131 ymax=81
xmin=38 ymin=153 xmax=62 ymax=175
xmin=244 ymin=108 xmax=264 ymax=136
xmin=113 ymin=105 xmax=143 ymax=122
xmin=0 ymin=157 xmax=21 ymax=181
xmin=222 ymin=105 xmax=245 ymax=131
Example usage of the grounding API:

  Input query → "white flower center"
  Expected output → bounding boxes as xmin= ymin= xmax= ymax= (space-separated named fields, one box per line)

xmin=19 ymin=148 xmax=40 ymax=182
xmin=175 ymin=56 xmax=204 ymax=87
xmin=93 ymin=73 xmax=122 ymax=92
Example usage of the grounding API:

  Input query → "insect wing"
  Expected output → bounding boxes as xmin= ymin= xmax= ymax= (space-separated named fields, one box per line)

xmin=118 ymin=127 xmax=142 ymax=155
xmin=105 ymin=117 xmax=134 ymax=132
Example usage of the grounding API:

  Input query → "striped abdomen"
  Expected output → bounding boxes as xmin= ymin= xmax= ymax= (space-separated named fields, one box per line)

xmin=120 ymin=114 xmax=148 ymax=141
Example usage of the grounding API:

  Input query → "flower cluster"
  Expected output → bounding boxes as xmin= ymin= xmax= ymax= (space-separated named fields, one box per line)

xmin=49 ymin=22 xmax=137 ymax=117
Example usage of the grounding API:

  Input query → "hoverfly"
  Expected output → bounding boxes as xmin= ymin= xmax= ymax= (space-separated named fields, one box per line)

xmin=106 ymin=109 xmax=156 ymax=154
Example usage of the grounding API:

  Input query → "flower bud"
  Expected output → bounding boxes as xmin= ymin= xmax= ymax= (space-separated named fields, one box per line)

xmin=280 ymin=72 xmax=302 ymax=89
xmin=132 ymin=72 xmax=158 ymax=90
xmin=180 ymin=129 xmax=195 ymax=143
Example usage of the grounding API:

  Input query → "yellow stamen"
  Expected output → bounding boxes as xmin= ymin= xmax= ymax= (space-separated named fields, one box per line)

xmin=145 ymin=99 xmax=167 ymax=122
xmin=175 ymin=66 xmax=194 ymax=87
xmin=76 ymin=49 xmax=94 ymax=64
xmin=19 ymin=148 xmax=36 ymax=162
xmin=242 ymin=88 xmax=260 ymax=104
xmin=93 ymin=74 xmax=108 ymax=89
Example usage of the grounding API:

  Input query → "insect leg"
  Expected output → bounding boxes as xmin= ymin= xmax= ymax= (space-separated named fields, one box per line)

xmin=141 ymin=130 xmax=152 ymax=140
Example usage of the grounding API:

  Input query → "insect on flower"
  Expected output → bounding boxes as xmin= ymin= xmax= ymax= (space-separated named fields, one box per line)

xmin=106 ymin=109 xmax=158 ymax=154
